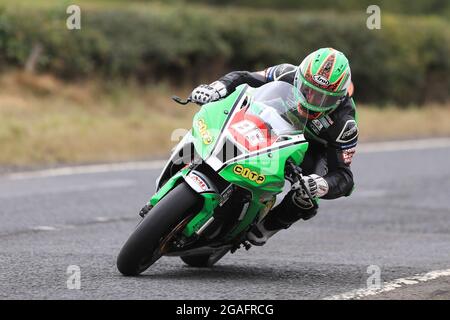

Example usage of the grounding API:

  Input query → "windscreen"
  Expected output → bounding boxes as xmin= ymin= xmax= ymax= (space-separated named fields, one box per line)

xmin=246 ymin=81 xmax=307 ymax=136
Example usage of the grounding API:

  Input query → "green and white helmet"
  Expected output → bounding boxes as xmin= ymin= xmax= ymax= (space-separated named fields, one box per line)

xmin=294 ymin=48 xmax=352 ymax=120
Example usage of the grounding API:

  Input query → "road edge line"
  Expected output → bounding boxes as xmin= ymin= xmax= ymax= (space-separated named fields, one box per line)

xmin=323 ymin=268 xmax=450 ymax=300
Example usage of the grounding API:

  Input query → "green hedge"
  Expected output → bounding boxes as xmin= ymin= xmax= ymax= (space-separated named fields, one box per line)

xmin=187 ymin=0 xmax=450 ymax=17
xmin=0 ymin=3 xmax=449 ymax=105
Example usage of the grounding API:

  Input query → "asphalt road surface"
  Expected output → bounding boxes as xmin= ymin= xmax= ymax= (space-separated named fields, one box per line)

xmin=0 ymin=140 xmax=449 ymax=300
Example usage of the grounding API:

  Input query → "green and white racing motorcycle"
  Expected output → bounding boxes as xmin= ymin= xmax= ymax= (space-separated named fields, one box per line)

xmin=117 ymin=81 xmax=316 ymax=276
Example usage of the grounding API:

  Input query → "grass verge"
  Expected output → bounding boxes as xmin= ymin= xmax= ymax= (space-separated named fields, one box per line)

xmin=0 ymin=72 xmax=449 ymax=167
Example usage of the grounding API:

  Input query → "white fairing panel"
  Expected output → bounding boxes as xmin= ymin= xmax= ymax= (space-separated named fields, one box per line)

xmin=155 ymin=130 xmax=194 ymax=190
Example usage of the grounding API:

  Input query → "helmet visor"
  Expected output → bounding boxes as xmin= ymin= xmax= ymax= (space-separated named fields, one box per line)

xmin=297 ymin=77 xmax=346 ymax=112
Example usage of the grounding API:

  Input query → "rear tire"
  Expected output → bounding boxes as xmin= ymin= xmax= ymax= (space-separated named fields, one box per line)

xmin=180 ymin=249 xmax=229 ymax=268
xmin=117 ymin=182 xmax=199 ymax=276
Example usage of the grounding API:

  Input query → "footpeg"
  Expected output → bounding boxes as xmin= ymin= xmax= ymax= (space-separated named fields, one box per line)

xmin=230 ymin=241 xmax=252 ymax=254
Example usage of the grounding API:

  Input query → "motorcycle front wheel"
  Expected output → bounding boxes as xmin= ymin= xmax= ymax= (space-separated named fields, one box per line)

xmin=117 ymin=182 xmax=200 ymax=276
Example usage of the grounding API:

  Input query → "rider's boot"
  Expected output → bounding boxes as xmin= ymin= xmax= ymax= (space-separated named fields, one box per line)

xmin=247 ymin=216 xmax=284 ymax=246
xmin=247 ymin=191 xmax=318 ymax=246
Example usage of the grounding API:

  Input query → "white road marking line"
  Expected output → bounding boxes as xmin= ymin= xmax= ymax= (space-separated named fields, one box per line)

xmin=32 ymin=226 xmax=57 ymax=231
xmin=352 ymin=189 xmax=387 ymax=198
xmin=324 ymin=268 xmax=450 ymax=300
xmin=94 ymin=217 xmax=111 ymax=222
xmin=357 ymin=137 xmax=450 ymax=153
xmin=2 ymin=138 xmax=450 ymax=180
xmin=5 ymin=160 xmax=167 ymax=180
xmin=28 ymin=217 xmax=128 ymax=234
xmin=0 ymin=179 xmax=136 ymax=198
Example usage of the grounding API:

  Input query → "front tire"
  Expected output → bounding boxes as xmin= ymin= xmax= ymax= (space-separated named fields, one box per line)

xmin=117 ymin=182 xmax=199 ymax=276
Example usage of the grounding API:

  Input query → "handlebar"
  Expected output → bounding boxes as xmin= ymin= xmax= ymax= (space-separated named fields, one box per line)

xmin=171 ymin=95 xmax=204 ymax=107
xmin=171 ymin=95 xmax=192 ymax=105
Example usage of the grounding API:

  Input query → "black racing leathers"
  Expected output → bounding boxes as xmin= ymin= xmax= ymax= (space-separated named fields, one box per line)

xmin=216 ymin=64 xmax=358 ymax=224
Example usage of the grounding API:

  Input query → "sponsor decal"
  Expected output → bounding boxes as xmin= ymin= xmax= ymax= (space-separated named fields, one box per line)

xmin=233 ymin=164 xmax=266 ymax=184
xmin=325 ymin=115 xmax=334 ymax=125
xmin=313 ymin=74 xmax=330 ymax=86
xmin=336 ymin=120 xmax=358 ymax=143
xmin=342 ymin=147 xmax=356 ymax=165
xmin=269 ymin=64 xmax=296 ymax=81
xmin=219 ymin=184 xmax=234 ymax=206
xmin=188 ymin=172 xmax=209 ymax=192
xmin=197 ymin=118 xmax=213 ymax=145
xmin=319 ymin=116 xmax=332 ymax=129
xmin=232 ymin=119 xmax=256 ymax=134
xmin=312 ymin=119 xmax=324 ymax=132
xmin=307 ymin=122 xmax=320 ymax=135
xmin=244 ymin=128 xmax=265 ymax=147
xmin=277 ymin=64 xmax=289 ymax=73
xmin=342 ymin=125 xmax=357 ymax=139
xmin=230 ymin=118 xmax=270 ymax=150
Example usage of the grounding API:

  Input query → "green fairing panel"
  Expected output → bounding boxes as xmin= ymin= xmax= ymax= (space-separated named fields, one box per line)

xmin=219 ymin=142 xmax=308 ymax=239
xmin=219 ymin=142 xmax=308 ymax=194
xmin=183 ymin=193 xmax=220 ymax=237
xmin=191 ymin=87 xmax=244 ymax=159
xmin=226 ymin=197 xmax=265 ymax=239
xmin=149 ymin=169 xmax=188 ymax=206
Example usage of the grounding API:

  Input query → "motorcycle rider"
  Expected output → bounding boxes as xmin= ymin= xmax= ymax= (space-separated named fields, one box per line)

xmin=189 ymin=48 xmax=358 ymax=245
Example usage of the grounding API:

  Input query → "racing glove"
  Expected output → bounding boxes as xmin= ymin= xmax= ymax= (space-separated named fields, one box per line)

xmin=292 ymin=174 xmax=329 ymax=209
xmin=190 ymin=81 xmax=227 ymax=105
